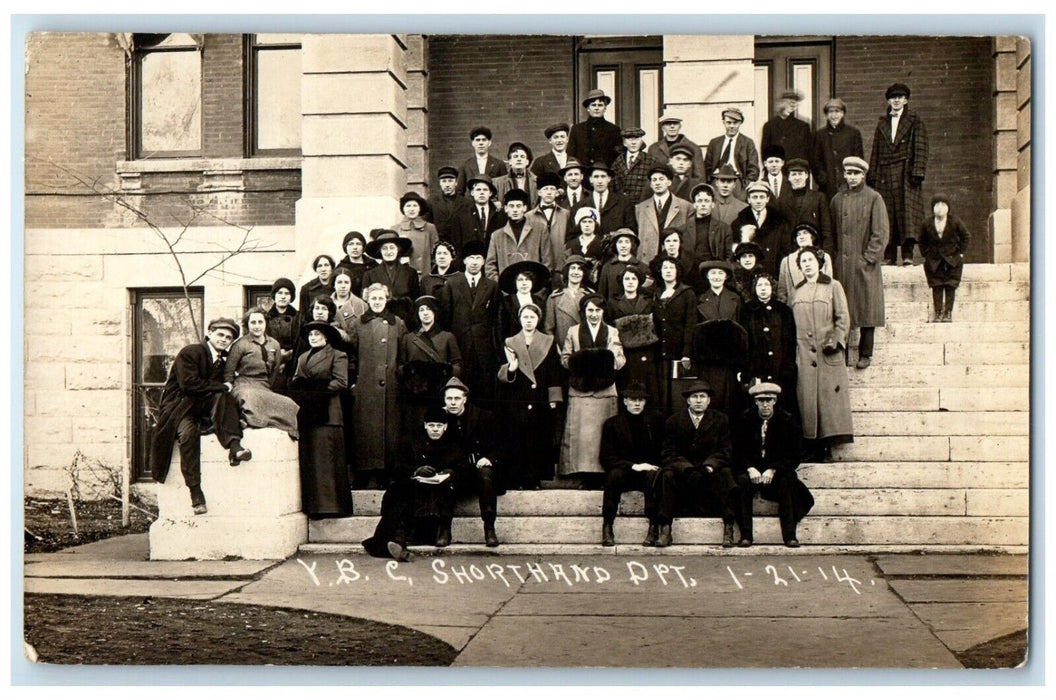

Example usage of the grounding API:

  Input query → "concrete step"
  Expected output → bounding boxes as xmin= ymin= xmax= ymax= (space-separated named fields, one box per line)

xmin=852 ymin=411 xmax=1028 ymax=436
xmin=939 ymin=388 xmax=1030 ymax=411
xmin=883 ymin=281 xmax=1029 ymax=303
xmin=879 ymin=263 xmax=1028 ymax=284
xmin=876 ymin=322 xmax=1029 ymax=344
xmin=346 ymin=487 xmax=1026 ymax=518
xmin=833 ymin=435 xmax=1029 ymax=462
xmin=853 ymin=342 xmax=1029 ymax=367
xmin=847 ymin=364 xmax=1028 ymax=388
xmin=802 ymin=462 xmax=1028 ymax=489
xmin=309 ymin=515 xmax=1027 ymax=547
xmin=883 ymin=301 xmax=1028 ymax=323
xmin=848 ymin=387 xmax=1028 ymax=411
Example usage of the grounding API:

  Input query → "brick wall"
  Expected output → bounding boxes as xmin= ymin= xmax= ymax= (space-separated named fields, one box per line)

xmin=426 ymin=35 xmax=576 ymax=191
xmin=834 ymin=36 xmax=994 ymax=262
xmin=25 ymin=33 xmax=299 ymax=229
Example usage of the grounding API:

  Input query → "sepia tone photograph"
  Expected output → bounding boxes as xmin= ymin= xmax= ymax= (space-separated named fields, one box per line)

xmin=19 ymin=24 xmax=1032 ymax=675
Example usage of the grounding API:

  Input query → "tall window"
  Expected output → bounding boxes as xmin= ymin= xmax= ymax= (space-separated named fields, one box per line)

xmin=246 ymin=34 xmax=302 ymax=156
xmin=131 ymin=33 xmax=203 ymax=159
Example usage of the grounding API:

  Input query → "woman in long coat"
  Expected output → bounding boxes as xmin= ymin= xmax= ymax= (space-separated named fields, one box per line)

xmin=608 ymin=265 xmax=661 ymax=402
xmin=347 ymin=282 xmax=408 ymax=487
xmin=545 ymin=256 xmax=592 ymax=351
xmin=777 ymin=224 xmax=833 ymax=304
xmin=694 ymin=260 xmax=748 ymax=416
xmin=811 ymin=98 xmax=865 ymax=201
xmin=790 ymin=247 xmax=854 ymax=461
xmin=649 ymin=228 xmax=698 ymax=293
xmin=653 ymin=255 xmax=697 ymax=412
xmin=919 ymin=193 xmax=970 ymax=322
xmin=330 ymin=267 xmax=368 ymax=349
xmin=288 ymin=321 xmax=351 ymax=518
xmin=739 ymin=273 xmax=798 ymax=417
xmin=392 ymin=191 xmax=440 ymax=277
xmin=559 ymin=294 xmax=627 ymax=479
xmin=498 ymin=303 xmax=564 ymax=488
xmin=398 ymin=295 xmax=462 ymax=436
xmin=224 ymin=307 xmax=299 ymax=438
xmin=296 ymin=254 xmax=336 ymax=325
xmin=361 ymin=229 xmax=421 ymax=330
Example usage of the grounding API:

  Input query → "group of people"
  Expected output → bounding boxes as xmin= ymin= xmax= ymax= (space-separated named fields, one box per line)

xmin=148 ymin=81 xmax=971 ymax=556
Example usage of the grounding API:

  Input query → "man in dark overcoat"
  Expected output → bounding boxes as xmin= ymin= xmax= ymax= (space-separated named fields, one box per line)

xmin=426 ymin=165 xmax=471 ymax=243
xmin=449 ymin=175 xmax=507 ymax=253
xmin=571 ymin=161 xmax=638 ymax=237
xmin=439 ymin=240 xmax=501 ymax=406
xmin=778 ymin=158 xmax=832 ymax=252
xmin=731 ymin=383 xmax=814 ymax=547
xmin=811 ymin=98 xmax=864 ymax=201
xmin=867 ymin=83 xmax=928 ymax=265
xmin=148 ymin=318 xmax=253 ymax=514
xmin=761 ymin=90 xmax=813 ymax=165
xmin=685 ymin=183 xmax=734 ymax=263
xmin=730 ymin=180 xmax=790 ymax=278
xmin=661 ymin=381 xmax=742 ymax=547
xmin=568 ymin=89 xmax=622 ymax=168
xmin=455 ymin=126 xmax=507 ymax=196
xmin=441 ymin=377 xmax=504 ymax=547
xmin=599 ymin=383 xmax=673 ymax=547
xmin=531 ymin=123 xmax=573 ymax=178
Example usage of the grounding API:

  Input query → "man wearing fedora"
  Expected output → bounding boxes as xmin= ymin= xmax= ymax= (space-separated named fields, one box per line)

xmin=709 ymin=164 xmax=749 ymax=226
xmin=868 ymin=82 xmax=928 ymax=265
xmin=485 ymin=188 xmax=553 ymax=281
xmin=667 ymin=144 xmax=702 ymax=203
xmin=450 ymin=174 xmax=507 ymax=253
xmin=730 ymin=180 xmax=789 ymax=278
xmin=599 ymin=383 xmax=673 ymax=547
xmin=441 ymin=376 xmax=504 ymax=548
xmin=149 ymin=318 xmax=253 ymax=515
xmin=647 ymin=114 xmax=707 ymax=180
xmin=571 ymin=161 xmax=637 ymax=237
xmin=439 ymin=239 xmax=500 ymax=406
xmin=612 ymin=125 xmax=662 ymax=205
xmin=812 ymin=97 xmax=865 ymax=202
xmin=831 ymin=156 xmax=889 ymax=370
xmin=568 ymin=89 xmax=622 ymax=168
xmin=555 ymin=159 xmax=590 ymax=212
xmin=661 ymin=381 xmax=740 ymax=547
xmin=531 ymin=122 xmax=572 ymax=179
xmin=704 ymin=107 xmax=760 ymax=199
xmin=635 ymin=163 xmax=691 ymax=264
xmin=426 ymin=165 xmax=471 ymax=243
xmin=731 ymin=382 xmax=814 ymax=548
xmin=456 ymin=126 xmax=507 ymax=196
xmin=761 ymin=90 xmax=813 ymax=165
xmin=494 ymin=141 xmax=538 ymax=206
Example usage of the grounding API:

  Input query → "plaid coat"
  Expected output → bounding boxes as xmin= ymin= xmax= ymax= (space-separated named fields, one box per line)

xmin=867 ymin=109 xmax=928 ymax=239
xmin=611 ymin=150 xmax=663 ymax=204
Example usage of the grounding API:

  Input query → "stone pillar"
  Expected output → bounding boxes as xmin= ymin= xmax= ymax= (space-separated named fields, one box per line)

xmin=149 ymin=428 xmax=306 ymax=560
xmin=662 ymin=36 xmax=756 ymax=157
xmin=1011 ymin=37 xmax=1031 ymax=263
xmin=296 ymin=34 xmax=409 ymax=271
xmin=405 ymin=34 xmax=429 ymax=194
xmin=991 ymin=37 xmax=1018 ymax=264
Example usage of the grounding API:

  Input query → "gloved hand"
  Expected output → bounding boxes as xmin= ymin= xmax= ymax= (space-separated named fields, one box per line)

xmin=414 ymin=466 xmax=437 ymax=479
xmin=822 ymin=341 xmax=841 ymax=356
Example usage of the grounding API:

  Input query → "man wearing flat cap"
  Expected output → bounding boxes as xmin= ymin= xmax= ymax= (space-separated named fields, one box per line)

xmin=661 ymin=381 xmax=741 ymax=547
xmin=149 ymin=318 xmax=253 ymax=515
xmin=612 ymin=125 xmax=662 ymax=204
xmin=635 ymin=162 xmax=692 ymax=264
xmin=868 ymin=83 xmax=928 ymax=265
xmin=667 ymin=143 xmax=702 ymax=203
xmin=494 ymin=142 xmax=538 ymax=206
xmin=710 ymin=164 xmax=750 ymax=226
xmin=647 ymin=114 xmax=707 ymax=180
xmin=427 ymin=165 xmax=472 ymax=243
xmin=731 ymin=382 xmax=814 ymax=547
xmin=485 ymin=188 xmax=553 ymax=281
xmin=568 ymin=89 xmax=623 ymax=168
xmin=761 ymin=90 xmax=813 ymax=165
xmin=531 ymin=123 xmax=572 ymax=179
xmin=456 ymin=126 xmax=507 ymax=196
xmin=730 ymin=180 xmax=790 ymax=278
xmin=704 ymin=107 xmax=761 ymax=199
xmin=812 ymin=97 xmax=864 ymax=201
xmin=831 ymin=156 xmax=890 ymax=370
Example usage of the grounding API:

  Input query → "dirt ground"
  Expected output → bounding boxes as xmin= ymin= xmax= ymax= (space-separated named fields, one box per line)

xmin=953 ymin=629 xmax=1029 ymax=669
xmin=23 ymin=497 xmax=157 ymax=554
xmin=23 ymin=594 xmax=458 ymax=666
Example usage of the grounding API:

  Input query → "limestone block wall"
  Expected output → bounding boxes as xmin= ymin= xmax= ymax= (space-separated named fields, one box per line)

xmin=23 ymin=225 xmax=296 ymax=497
xmin=1011 ymin=37 xmax=1031 ymax=263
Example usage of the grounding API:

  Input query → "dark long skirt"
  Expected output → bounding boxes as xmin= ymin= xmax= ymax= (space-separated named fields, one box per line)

xmin=299 ymin=422 xmax=352 ymax=518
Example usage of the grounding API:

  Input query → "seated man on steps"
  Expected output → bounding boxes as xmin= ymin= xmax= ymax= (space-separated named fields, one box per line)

xmin=148 ymin=318 xmax=253 ymax=515
xmin=599 ymin=382 xmax=673 ymax=547
xmin=731 ymin=382 xmax=815 ymax=548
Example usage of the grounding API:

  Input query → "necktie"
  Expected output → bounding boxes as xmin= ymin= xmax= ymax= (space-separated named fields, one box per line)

xmin=720 ymin=137 xmax=732 ymax=165
xmin=479 ymin=207 xmax=487 ymax=229
xmin=629 ymin=153 xmax=636 ymax=167
xmin=470 ymin=276 xmax=477 ymax=289
xmin=760 ymin=419 xmax=768 ymax=459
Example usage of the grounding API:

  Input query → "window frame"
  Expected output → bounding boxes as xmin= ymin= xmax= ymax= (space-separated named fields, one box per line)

xmin=128 ymin=34 xmax=205 ymax=160
xmin=244 ymin=34 xmax=303 ymax=158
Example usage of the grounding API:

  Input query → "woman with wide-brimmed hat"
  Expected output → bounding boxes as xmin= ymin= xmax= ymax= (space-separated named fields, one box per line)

xmin=596 ymin=228 xmax=651 ymax=302
xmin=420 ymin=240 xmax=462 ymax=298
xmin=776 ymin=223 xmax=833 ymax=304
xmin=608 ymin=264 xmax=661 ymax=402
xmin=559 ymin=293 xmax=626 ymax=481
xmin=223 ymin=307 xmax=300 ymax=439
xmin=498 ymin=259 xmax=551 ymax=340
xmin=497 ymin=303 xmax=564 ymax=489
xmin=731 ymin=240 xmax=766 ymax=303
xmin=287 ymin=319 xmax=351 ymax=519
xmin=361 ymin=228 xmax=421 ymax=329
xmin=347 ymin=282 xmax=409 ymax=487
xmin=392 ymin=191 xmax=439 ymax=277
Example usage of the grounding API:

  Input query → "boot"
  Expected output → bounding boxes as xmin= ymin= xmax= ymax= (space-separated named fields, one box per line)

xmin=601 ymin=520 xmax=615 ymax=547
xmin=656 ymin=524 xmax=672 ymax=548
xmin=386 ymin=541 xmax=413 ymax=562
xmin=783 ymin=523 xmax=800 ymax=548
xmin=435 ymin=521 xmax=452 ymax=548
xmin=189 ymin=485 xmax=207 ymax=515
xmin=228 ymin=441 xmax=253 ymax=466
xmin=642 ymin=522 xmax=659 ymax=547
xmin=722 ymin=521 xmax=736 ymax=548
xmin=484 ymin=522 xmax=499 ymax=548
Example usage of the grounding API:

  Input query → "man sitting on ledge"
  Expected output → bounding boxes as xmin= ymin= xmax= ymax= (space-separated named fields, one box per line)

xmin=149 ymin=318 xmax=253 ymax=515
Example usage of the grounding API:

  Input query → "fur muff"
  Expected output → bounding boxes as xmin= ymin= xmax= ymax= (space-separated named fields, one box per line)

xmin=568 ymin=348 xmax=617 ymax=393
xmin=614 ymin=314 xmax=659 ymax=349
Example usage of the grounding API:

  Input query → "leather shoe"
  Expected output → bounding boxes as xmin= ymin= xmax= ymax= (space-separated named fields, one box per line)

xmin=785 ymin=538 xmax=801 ymax=548
xmin=435 ymin=524 xmax=452 ymax=548
xmin=642 ymin=523 xmax=659 ymax=547
xmin=737 ymin=537 xmax=753 ymax=548
xmin=387 ymin=541 xmax=413 ymax=562
xmin=656 ymin=524 xmax=672 ymax=548
xmin=229 ymin=447 xmax=253 ymax=466
xmin=601 ymin=521 xmax=615 ymax=547
xmin=484 ymin=524 xmax=499 ymax=548
xmin=192 ymin=503 xmax=208 ymax=515
xmin=855 ymin=356 xmax=871 ymax=370
xmin=722 ymin=521 xmax=736 ymax=548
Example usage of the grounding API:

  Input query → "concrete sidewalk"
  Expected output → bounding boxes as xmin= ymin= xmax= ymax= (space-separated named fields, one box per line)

xmin=23 ymin=535 xmax=1029 ymax=668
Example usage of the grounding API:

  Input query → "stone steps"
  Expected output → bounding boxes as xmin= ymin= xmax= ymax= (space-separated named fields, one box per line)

xmin=310 ymin=515 xmax=1028 ymax=547
xmin=846 ymin=364 xmax=1028 ymax=388
xmin=851 ymin=411 xmax=1027 ymax=436
xmin=878 ymin=263 xmax=1029 ymax=284
xmin=882 ymin=280 xmax=1029 ymax=302
xmin=831 ymin=435 xmax=1029 ymax=462
xmin=853 ymin=342 xmax=1029 ymax=366
xmin=883 ymin=301 xmax=1028 ymax=323
xmin=875 ymin=322 xmax=1028 ymax=344
xmin=848 ymin=387 xmax=1029 ymax=412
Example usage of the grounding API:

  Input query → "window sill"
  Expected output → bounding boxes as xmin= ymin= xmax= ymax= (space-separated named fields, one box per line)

xmin=117 ymin=156 xmax=302 ymax=192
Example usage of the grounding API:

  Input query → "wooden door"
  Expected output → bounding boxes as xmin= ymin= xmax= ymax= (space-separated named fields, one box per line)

xmin=576 ymin=37 xmax=664 ymax=145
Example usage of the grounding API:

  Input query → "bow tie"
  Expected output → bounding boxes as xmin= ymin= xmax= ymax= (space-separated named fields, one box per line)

xmin=541 ymin=205 xmax=554 ymax=211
